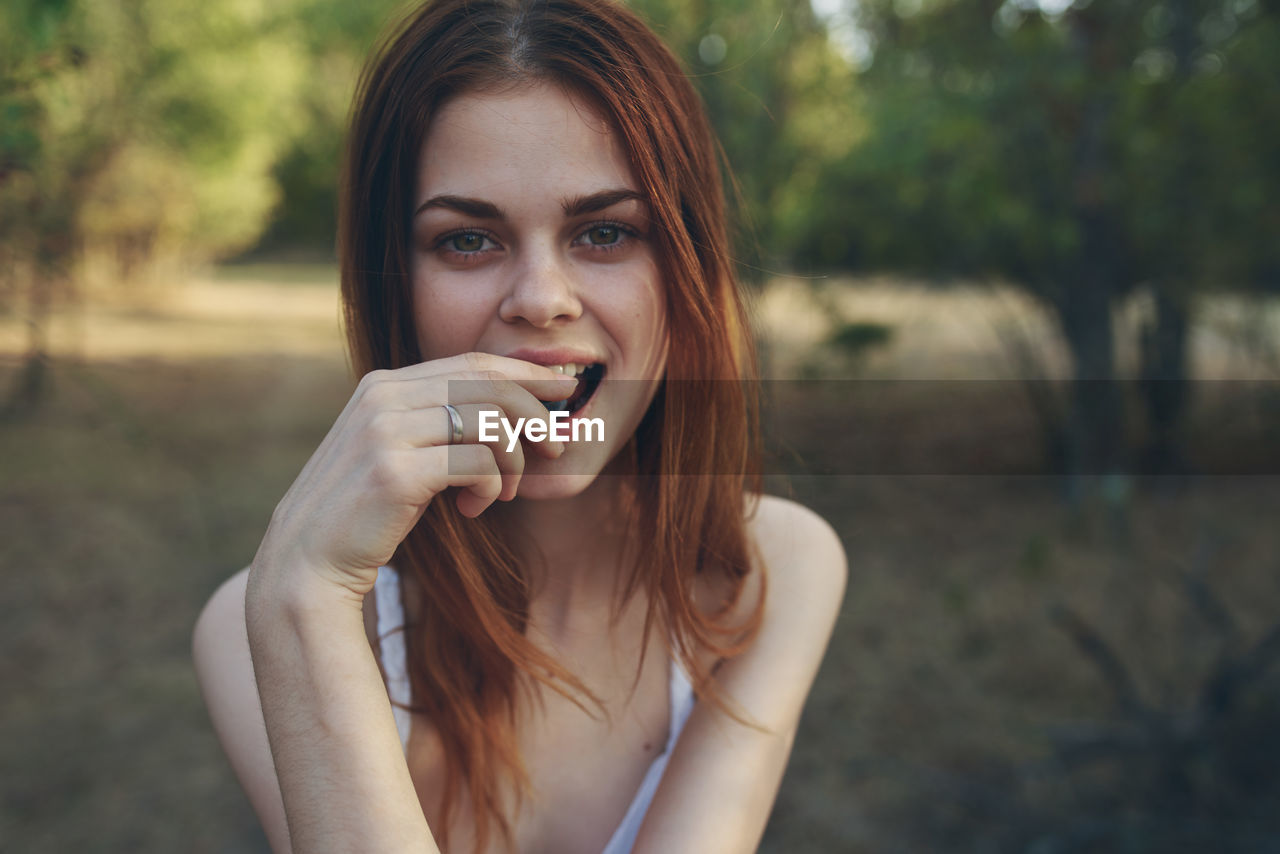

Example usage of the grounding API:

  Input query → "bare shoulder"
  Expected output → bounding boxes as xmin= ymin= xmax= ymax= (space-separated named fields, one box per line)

xmin=690 ymin=493 xmax=847 ymax=729
xmin=746 ymin=493 xmax=848 ymax=617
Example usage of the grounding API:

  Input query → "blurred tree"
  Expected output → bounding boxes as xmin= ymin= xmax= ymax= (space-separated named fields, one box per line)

xmin=78 ymin=1 xmax=308 ymax=270
xmin=627 ymin=0 xmax=862 ymax=280
xmin=1 ymin=0 xmax=311 ymax=406
xmin=1122 ymin=0 xmax=1280 ymax=473
xmin=808 ymin=0 xmax=1280 ymax=489
xmin=247 ymin=0 xmax=408 ymax=254
xmin=2 ymin=0 xmax=117 ymax=408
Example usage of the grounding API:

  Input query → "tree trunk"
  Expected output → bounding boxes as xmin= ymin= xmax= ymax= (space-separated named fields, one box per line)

xmin=3 ymin=266 xmax=52 ymax=417
xmin=1138 ymin=283 xmax=1191 ymax=475
xmin=1133 ymin=0 xmax=1196 ymax=478
xmin=1055 ymin=15 xmax=1131 ymax=521
xmin=1055 ymin=277 xmax=1126 ymax=503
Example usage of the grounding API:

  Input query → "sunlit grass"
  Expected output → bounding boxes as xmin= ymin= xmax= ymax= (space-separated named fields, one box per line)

xmin=0 ymin=265 xmax=346 ymax=362
xmin=754 ymin=276 xmax=1070 ymax=379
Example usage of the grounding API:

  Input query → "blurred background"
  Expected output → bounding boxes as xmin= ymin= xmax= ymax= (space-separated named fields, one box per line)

xmin=3 ymin=0 xmax=1280 ymax=851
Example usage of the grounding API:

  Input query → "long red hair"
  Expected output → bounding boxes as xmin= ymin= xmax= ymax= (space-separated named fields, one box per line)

xmin=338 ymin=0 xmax=763 ymax=848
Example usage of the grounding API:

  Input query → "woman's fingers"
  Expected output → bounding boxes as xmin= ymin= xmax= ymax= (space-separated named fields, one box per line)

xmin=357 ymin=373 xmax=576 ymax=461
xmin=418 ymin=444 xmax=505 ymax=517
xmin=359 ymin=355 xmax=580 ymax=431
xmin=385 ymin=403 xmax=519 ymax=448
xmin=437 ymin=390 xmax=569 ymax=460
xmin=377 ymin=352 xmax=576 ymax=386
xmin=333 ymin=353 xmax=583 ymax=530
xmin=381 ymin=405 xmax=531 ymax=500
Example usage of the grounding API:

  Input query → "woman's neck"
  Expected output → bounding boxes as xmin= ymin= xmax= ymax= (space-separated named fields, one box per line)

xmin=491 ymin=476 xmax=639 ymax=641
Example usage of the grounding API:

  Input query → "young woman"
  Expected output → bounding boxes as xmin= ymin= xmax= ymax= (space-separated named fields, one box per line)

xmin=192 ymin=1 xmax=846 ymax=852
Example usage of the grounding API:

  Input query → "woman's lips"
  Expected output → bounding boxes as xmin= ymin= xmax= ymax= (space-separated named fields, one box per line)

xmin=504 ymin=347 xmax=606 ymax=369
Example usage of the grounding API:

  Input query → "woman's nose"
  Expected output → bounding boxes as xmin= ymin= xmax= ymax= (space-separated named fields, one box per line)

xmin=498 ymin=247 xmax=583 ymax=327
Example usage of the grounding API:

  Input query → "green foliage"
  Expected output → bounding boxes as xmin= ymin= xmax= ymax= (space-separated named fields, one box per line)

xmin=1112 ymin=1 xmax=1280 ymax=289
xmin=813 ymin=0 xmax=1280 ymax=296
xmin=829 ymin=319 xmax=894 ymax=354
xmin=803 ymin=319 xmax=894 ymax=377
xmin=0 ymin=0 xmax=322 ymax=287
xmin=624 ymin=0 xmax=862 ymax=277
xmin=249 ymin=0 xmax=410 ymax=252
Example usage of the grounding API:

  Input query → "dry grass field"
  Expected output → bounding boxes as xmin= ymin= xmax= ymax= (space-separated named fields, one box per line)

xmin=3 ymin=266 xmax=1279 ymax=852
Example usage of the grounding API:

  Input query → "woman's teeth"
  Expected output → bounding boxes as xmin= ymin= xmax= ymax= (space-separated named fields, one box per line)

xmin=539 ymin=362 xmax=604 ymax=412
xmin=543 ymin=364 xmax=580 ymax=411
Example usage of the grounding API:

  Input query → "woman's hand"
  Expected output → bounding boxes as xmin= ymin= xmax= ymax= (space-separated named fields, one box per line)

xmin=232 ymin=354 xmax=573 ymax=854
xmin=250 ymin=352 xmax=578 ymax=601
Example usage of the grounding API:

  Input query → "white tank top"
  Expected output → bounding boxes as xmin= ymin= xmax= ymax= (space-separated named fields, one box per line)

xmin=373 ymin=566 xmax=696 ymax=854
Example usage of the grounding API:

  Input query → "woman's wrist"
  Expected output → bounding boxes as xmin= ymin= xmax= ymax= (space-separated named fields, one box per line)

xmin=246 ymin=549 xmax=368 ymax=626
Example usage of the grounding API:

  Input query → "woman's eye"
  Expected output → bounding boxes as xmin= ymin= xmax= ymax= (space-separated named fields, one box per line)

xmin=576 ymin=223 xmax=635 ymax=250
xmin=448 ymin=232 xmax=488 ymax=252
xmin=586 ymin=226 xmax=621 ymax=246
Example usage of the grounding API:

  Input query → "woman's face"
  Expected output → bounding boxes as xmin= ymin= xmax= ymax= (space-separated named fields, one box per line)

xmin=411 ymin=82 xmax=668 ymax=499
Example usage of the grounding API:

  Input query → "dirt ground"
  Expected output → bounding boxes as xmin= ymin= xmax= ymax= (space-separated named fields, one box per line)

xmin=3 ymin=267 xmax=1278 ymax=852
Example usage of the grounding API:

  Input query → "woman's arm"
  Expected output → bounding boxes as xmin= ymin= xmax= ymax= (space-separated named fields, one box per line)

xmin=244 ymin=564 xmax=438 ymax=854
xmin=633 ymin=495 xmax=848 ymax=854
xmin=193 ymin=355 xmax=577 ymax=853
xmin=193 ymin=566 xmax=436 ymax=854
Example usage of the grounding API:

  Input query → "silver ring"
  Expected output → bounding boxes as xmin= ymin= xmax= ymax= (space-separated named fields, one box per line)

xmin=442 ymin=403 xmax=464 ymax=445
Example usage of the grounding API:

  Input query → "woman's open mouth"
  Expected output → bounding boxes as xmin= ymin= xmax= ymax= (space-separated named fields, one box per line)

xmin=541 ymin=362 xmax=605 ymax=415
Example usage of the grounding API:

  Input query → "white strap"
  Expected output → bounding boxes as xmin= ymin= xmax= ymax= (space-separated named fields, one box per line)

xmin=599 ymin=655 xmax=696 ymax=854
xmin=374 ymin=566 xmax=412 ymax=750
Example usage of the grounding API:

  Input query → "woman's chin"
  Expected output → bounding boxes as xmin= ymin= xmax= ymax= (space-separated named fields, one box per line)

xmin=512 ymin=471 xmax=601 ymax=501
xmin=513 ymin=445 xmax=624 ymax=499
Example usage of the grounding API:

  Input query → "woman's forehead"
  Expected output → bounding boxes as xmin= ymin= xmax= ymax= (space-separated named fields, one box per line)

xmin=416 ymin=82 xmax=639 ymax=205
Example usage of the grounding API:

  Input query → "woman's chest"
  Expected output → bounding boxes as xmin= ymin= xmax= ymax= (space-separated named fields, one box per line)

xmin=406 ymin=645 xmax=676 ymax=854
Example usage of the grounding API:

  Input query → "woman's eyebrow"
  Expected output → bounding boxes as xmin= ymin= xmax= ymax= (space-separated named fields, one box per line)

xmin=415 ymin=195 xmax=501 ymax=219
xmin=414 ymin=188 xmax=645 ymax=220
xmin=561 ymin=188 xmax=646 ymax=217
